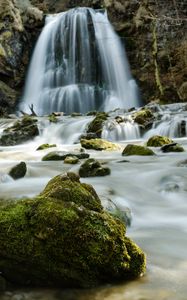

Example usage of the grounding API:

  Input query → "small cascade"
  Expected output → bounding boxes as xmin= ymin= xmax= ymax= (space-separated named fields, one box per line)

xmin=102 ymin=116 xmax=140 ymax=141
xmin=19 ymin=7 xmax=139 ymax=115
xmin=36 ymin=116 xmax=93 ymax=145
xmin=144 ymin=107 xmax=187 ymax=139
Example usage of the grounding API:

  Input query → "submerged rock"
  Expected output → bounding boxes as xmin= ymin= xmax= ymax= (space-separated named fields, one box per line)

xmin=36 ymin=143 xmax=56 ymax=151
xmin=9 ymin=161 xmax=27 ymax=180
xmin=42 ymin=151 xmax=89 ymax=161
xmin=161 ymin=143 xmax=185 ymax=153
xmin=122 ymin=144 xmax=155 ymax=156
xmin=79 ymin=158 xmax=111 ymax=177
xmin=0 ymin=172 xmax=146 ymax=288
xmin=87 ymin=112 xmax=108 ymax=138
xmin=0 ymin=116 xmax=39 ymax=146
xmin=81 ymin=138 xmax=121 ymax=151
xmin=147 ymin=135 xmax=173 ymax=147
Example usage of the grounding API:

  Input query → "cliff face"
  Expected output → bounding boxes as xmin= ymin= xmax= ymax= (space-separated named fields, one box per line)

xmin=0 ymin=0 xmax=186 ymax=115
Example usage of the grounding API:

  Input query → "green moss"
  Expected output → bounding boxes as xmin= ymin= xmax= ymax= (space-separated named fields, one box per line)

xmin=161 ymin=143 xmax=185 ymax=153
xmin=147 ymin=135 xmax=173 ymax=147
xmin=36 ymin=144 xmax=56 ymax=151
xmin=87 ymin=112 xmax=108 ymax=137
xmin=122 ymin=144 xmax=155 ymax=156
xmin=81 ymin=138 xmax=121 ymax=151
xmin=48 ymin=114 xmax=58 ymax=123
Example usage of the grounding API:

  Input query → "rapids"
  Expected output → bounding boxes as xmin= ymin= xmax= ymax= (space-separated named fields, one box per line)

xmin=0 ymin=103 xmax=187 ymax=299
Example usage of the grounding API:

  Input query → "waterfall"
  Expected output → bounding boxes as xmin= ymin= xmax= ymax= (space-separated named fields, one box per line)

xmin=19 ymin=7 xmax=139 ymax=116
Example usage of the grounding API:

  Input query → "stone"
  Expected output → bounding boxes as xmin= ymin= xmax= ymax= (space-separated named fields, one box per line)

xmin=147 ymin=135 xmax=173 ymax=147
xmin=42 ymin=151 xmax=89 ymax=161
xmin=0 ymin=172 xmax=146 ymax=287
xmin=161 ymin=143 xmax=185 ymax=153
xmin=122 ymin=144 xmax=155 ymax=156
xmin=0 ymin=81 xmax=18 ymax=116
xmin=64 ymin=156 xmax=79 ymax=164
xmin=132 ymin=109 xmax=154 ymax=127
xmin=0 ymin=116 xmax=39 ymax=146
xmin=81 ymin=138 xmax=121 ymax=151
xmin=87 ymin=112 xmax=108 ymax=138
xmin=79 ymin=158 xmax=111 ymax=177
xmin=9 ymin=161 xmax=27 ymax=180
xmin=36 ymin=143 xmax=56 ymax=151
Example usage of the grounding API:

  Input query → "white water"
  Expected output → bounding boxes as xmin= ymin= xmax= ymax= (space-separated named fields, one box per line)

xmin=19 ymin=7 xmax=139 ymax=115
xmin=0 ymin=107 xmax=187 ymax=299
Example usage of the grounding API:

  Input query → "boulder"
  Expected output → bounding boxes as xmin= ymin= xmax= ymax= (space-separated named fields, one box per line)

xmin=81 ymin=138 xmax=121 ymax=151
xmin=87 ymin=112 xmax=108 ymax=138
xmin=36 ymin=143 xmax=56 ymax=151
xmin=0 ymin=81 xmax=18 ymax=116
xmin=161 ymin=143 xmax=185 ymax=153
xmin=122 ymin=144 xmax=155 ymax=156
xmin=79 ymin=158 xmax=111 ymax=177
xmin=0 ymin=172 xmax=146 ymax=287
xmin=0 ymin=116 xmax=39 ymax=146
xmin=147 ymin=135 xmax=173 ymax=147
xmin=42 ymin=151 xmax=89 ymax=161
xmin=9 ymin=161 xmax=27 ymax=179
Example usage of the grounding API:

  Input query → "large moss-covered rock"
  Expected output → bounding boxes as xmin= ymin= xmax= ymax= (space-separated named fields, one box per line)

xmin=122 ymin=144 xmax=155 ymax=156
xmin=147 ymin=135 xmax=173 ymax=147
xmin=36 ymin=143 xmax=56 ymax=151
xmin=79 ymin=158 xmax=111 ymax=177
xmin=87 ymin=112 xmax=108 ymax=138
xmin=0 ymin=116 xmax=39 ymax=146
xmin=0 ymin=172 xmax=146 ymax=287
xmin=81 ymin=138 xmax=121 ymax=151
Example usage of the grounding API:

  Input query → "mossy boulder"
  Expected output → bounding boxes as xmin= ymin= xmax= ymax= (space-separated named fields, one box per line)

xmin=122 ymin=144 xmax=155 ymax=156
xmin=0 ymin=116 xmax=39 ymax=146
xmin=79 ymin=158 xmax=111 ymax=177
xmin=0 ymin=81 xmax=18 ymax=116
xmin=161 ymin=143 xmax=185 ymax=153
xmin=42 ymin=151 xmax=89 ymax=161
xmin=64 ymin=156 xmax=79 ymax=164
xmin=87 ymin=112 xmax=108 ymax=138
xmin=132 ymin=109 xmax=154 ymax=127
xmin=0 ymin=172 xmax=146 ymax=287
xmin=8 ymin=161 xmax=27 ymax=180
xmin=36 ymin=143 xmax=56 ymax=151
xmin=81 ymin=138 xmax=121 ymax=151
xmin=147 ymin=135 xmax=173 ymax=147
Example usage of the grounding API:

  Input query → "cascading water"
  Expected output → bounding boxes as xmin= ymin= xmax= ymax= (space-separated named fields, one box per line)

xmin=19 ymin=7 xmax=139 ymax=115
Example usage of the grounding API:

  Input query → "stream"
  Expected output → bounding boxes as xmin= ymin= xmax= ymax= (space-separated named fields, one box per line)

xmin=0 ymin=105 xmax=187 ymax=300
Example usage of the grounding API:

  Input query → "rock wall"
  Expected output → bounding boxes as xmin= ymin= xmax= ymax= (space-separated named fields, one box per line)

xmin=0 ymin=0 xmax=186 ymax=115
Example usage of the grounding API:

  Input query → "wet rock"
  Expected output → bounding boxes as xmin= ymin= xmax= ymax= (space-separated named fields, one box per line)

xmin=9 ymin=161 xmax=27 ymax=180
xmin=122 ymin=144 xmax=155 ymax=156
xmin=87 ymin=112 xmax=108 ymax=138
xmin=161 ymin=143 xmax=185 ymax=153
xmin=132 ymin=109 xmax=154 ymax=128
xmin=36 ymin=143 xmax=56 ymax=151
xmin=147 ymin=135 xmax=173 ymax=147
xmin=79 ymin=158 xmax=110 ymax=177
xmin=42 ymin=151 xmax=89 ymax=161
xmin=80 ymin=132 xmax=98 ymax=140
xmin=0 ymin=116 xmax=39 ymax=146
xmin=71 ymin=112 xmax=82 ymax=117
xmin=48 ymin=114 xmax=58 ymax=123
xmin=0 ymin=172 xmax=146 ymax=287
xmin=64 ymin=156 xmax=79 ymax=164
xmin=177 ymin=159 xmax=187 ymax=167
xmin=81 ymin=138 xmax=121 ymax=151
